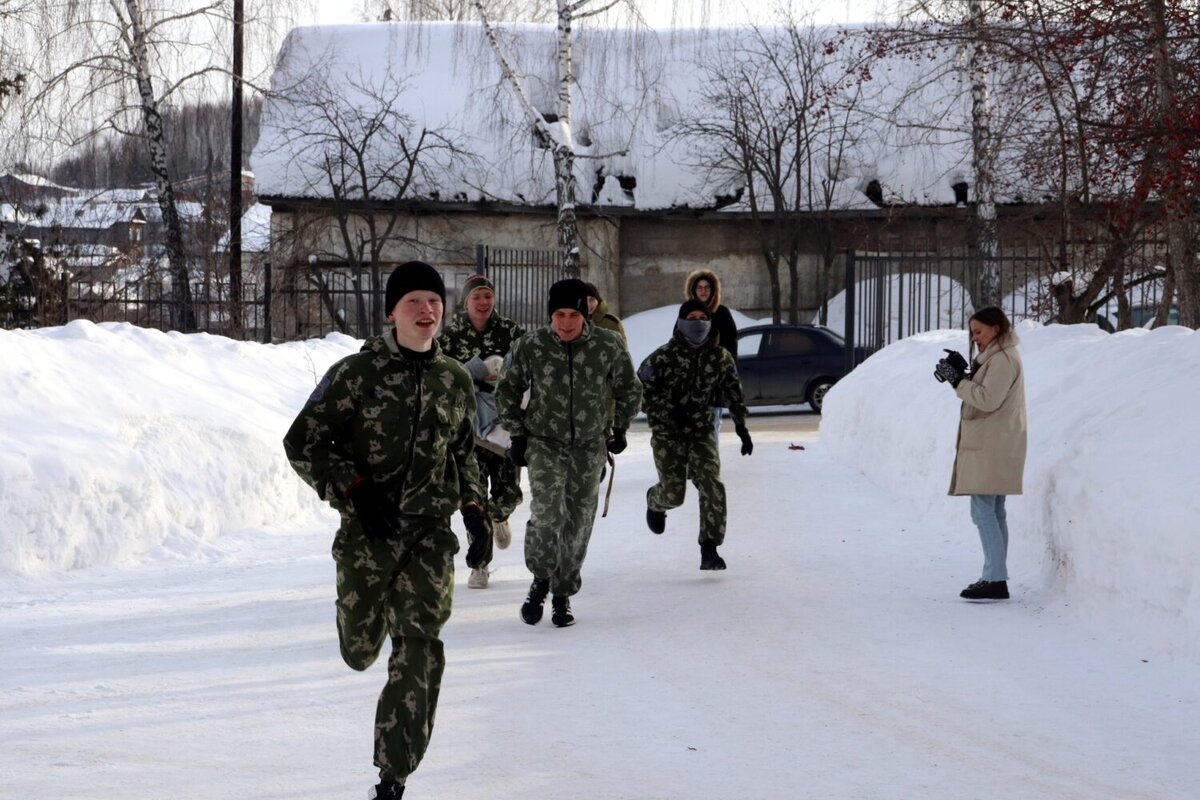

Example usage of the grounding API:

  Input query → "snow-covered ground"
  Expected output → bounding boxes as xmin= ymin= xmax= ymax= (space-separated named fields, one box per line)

xmin=2 ymin=316 xmax=1198 ymax=798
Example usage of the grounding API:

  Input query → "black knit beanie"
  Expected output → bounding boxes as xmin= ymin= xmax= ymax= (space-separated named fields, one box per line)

xmin=385 ymin=261 xmax=446 ymax=313
xmin=679 ymin=299 xmax=711 ymax=319
xmin=547 ymin=278 xmax=589 ymax=317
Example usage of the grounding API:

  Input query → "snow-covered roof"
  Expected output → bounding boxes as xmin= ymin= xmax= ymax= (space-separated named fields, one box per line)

xmin=254 ymin=22 xmax=1003 ymax=213
xmin=28 ymin=191 xmax=206 ymax=231
xmin=216 ymin=202 xmax=272 ymax=253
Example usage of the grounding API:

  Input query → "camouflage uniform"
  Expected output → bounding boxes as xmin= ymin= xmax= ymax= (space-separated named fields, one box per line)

xmin=283 ymin=332 xmax=481 ymax=784
xmin=495 ymin=323 xmax=641 ymax=596
xmin=638 ymin=329 xmax=748 ymax=546
xmin=439 ymin=310 xmax=526 ymax=566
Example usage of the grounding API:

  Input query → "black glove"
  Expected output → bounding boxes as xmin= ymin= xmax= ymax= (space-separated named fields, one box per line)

xmin=507 ymin=435 xmax=528 ymax=467
xmin=346 ymin=478 xmax=398 ymax=540
xmin=668 ymin=406 xmax=690 ymax=431
xmin=933 ymin=359 xmax=964 ymax=388
xmin=942 ymin=349 xmax=969 ymax=374
xmin=462 ymin=504 xmax=489 ymax=567
xmin=735 ymin=423 xmax=753 ymax=456
xmin=606 ymin=428 xmax=627 ymax=454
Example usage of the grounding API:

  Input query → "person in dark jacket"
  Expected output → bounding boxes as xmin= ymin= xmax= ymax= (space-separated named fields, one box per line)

xmin=684 ymin=269 xmax=738 ymax=431
xmin=283 ymin=261 xmax=485 ymax=800
xmin=495 ymin=279 xmax=642 ymax=627
xmin=639 ymin=299 xmax=752 ymax=570
xmin=439 ymin=274 xmax=526 ymax=589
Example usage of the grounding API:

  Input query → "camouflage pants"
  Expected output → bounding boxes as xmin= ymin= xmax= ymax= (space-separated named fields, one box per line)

xmin=332 ymin=515 xmax=459 ymax=783
xmin=466 ymin=445 xmax=524 ymax=567
xmin=524 ymin=436 xmax=606 ymax=597
xmin=647 ymin=431 xmax=727 ymax=546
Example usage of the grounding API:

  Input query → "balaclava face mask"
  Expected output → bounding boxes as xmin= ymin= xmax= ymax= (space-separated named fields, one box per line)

xmin=676 ymin=300 xmax=712 ymax=348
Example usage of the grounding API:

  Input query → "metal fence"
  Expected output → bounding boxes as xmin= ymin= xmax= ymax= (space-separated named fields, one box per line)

xmin=843 ymin=241 xmax=1174 ymax=370
xmin=2 ymin=270 xmax=269 ymax=341
xmin=475 ymin=245 xmax=563 ymax=330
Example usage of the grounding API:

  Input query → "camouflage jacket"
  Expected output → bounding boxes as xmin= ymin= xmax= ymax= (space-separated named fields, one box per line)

xmin=283 ymin=333 xmax=483 ymax=518
xmin=638 ymin=329 xmax=748 ymax=437
xmin=439 ymin=310 xmax=526 ymax=366
xmin=589 ymin=300 xmax=628 ymax=349
xmin=496 ymin=322 xmax=642 ymax=446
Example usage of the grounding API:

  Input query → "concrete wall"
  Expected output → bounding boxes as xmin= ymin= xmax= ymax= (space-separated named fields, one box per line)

xmin=266 ymin=200 xmax=1077 ymax=338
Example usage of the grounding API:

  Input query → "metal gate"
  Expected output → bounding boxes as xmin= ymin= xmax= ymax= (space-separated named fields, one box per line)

xmin=475 ymin=245 xmax=562 ymax=330
xmin=842 ymin=250 xmax=1041 ymax=372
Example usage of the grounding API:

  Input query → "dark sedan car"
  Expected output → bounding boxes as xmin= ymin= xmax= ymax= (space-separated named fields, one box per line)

xmin=735 ymin=324 xmax=857 ymax=413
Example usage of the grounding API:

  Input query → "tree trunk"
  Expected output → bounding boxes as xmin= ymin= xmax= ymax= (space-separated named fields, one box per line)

xmin=476 ymin=0 xmax=581 ymax=278
xmin=968 ymin=0 xmax=1000 ymax=308
xmin=122 ymin=0 xmax=194 ymax=330
xmin=552 ymin=0 xmax=580 ymax=277
xmin=1149 ymin=0 xmax=1197 ymax=327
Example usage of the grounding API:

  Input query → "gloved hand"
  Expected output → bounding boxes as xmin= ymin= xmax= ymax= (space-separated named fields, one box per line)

xmin=668 ymin=406 xmax=690 ymax=431
xmin=735 ymin=423 xmax=753 ymax=456
xmin=606 ymin=428 xmax=628 ymax=455
xmin=507 ymin=435 xmax=528 ymax=467
xmin=462 ymin=503 xmax=489 ymax=567
xmin=933 ymin=358 xmax=964 ymax=387
xmin=346 ymin=478 xmax=398 ymax=540
xmin=942 ymin=349 xmax=969 ymax=374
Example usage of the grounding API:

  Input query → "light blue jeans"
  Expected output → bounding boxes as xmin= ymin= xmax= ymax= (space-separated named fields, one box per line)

xmin=969 ymin=494 xmax=1009 ymax=581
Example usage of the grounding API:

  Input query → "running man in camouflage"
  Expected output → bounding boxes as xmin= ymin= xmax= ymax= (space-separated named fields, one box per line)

xmin=495 ymin=278 xmax=641 ymax=627
xmin=283 ymin=261 xmax=484 ymax=800
xmin=639 ymin=299 xmax=753 ymax=571
xmin=439 ymin=274 xmax=526 ymax=589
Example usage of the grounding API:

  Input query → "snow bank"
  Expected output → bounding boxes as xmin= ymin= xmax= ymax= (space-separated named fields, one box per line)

xmin=821 ymin=321 xmax=1200 ymax=660
xmin=0 ymin=322 xmax=356 ymax=573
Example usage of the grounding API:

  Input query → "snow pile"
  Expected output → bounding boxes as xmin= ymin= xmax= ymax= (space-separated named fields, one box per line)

xmin=4 ymin=314 xmax=1198 ymax=662
xmin=0 ymin=322 xmax=356 ymax=573
xmin=821 ymin=321 xmax=1200 ymax=660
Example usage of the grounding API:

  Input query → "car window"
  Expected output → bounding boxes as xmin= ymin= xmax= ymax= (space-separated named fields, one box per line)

xmin=765 ymin=329 xmax=818 ymax=356
xmin=738 ymin=332 xmax=764 ymax=358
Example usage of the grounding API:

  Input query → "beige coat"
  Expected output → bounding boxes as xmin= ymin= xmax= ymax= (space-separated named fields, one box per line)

xmin=948 ymin=333 xmax=1028 ymax=496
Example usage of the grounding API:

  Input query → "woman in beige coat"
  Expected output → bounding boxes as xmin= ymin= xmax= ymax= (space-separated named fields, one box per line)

xmin=936 ymin=306 xmax=1027 ymax=601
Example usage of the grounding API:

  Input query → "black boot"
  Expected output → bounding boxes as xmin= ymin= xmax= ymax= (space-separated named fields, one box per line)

xmin=646 ymin=507 xmax=666 ymax=534
xmin=959 ymin=579 xmax=1009 ymax=600
xmin=551 ymin=595 xmax=575 ymax=627
xmin=520 ymin=577 xmax=551 ymax=624
xmin=700 ymin=543 xmax=727 ymax=571
xmin=370 ymin=781 xmax=404 ymax=799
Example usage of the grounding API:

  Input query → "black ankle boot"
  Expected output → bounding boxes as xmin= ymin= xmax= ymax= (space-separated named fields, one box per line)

xmin=646 ymin=507 xmax=666 ymax=534
xmin=521 ymin=577 xmax=551 ymax=624
xmin=551 ymin=595 xmax=575 ymax=627
xmin=700 ymin=543 xmax=727 ymax=571
xmin=370 ymin=781 xmax=404 ymax=799
xmin=959 ymin=579 xmax=1009 ymax=600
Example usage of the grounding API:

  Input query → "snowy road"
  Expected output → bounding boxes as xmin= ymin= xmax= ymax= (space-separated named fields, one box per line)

xmin=2 ymin=415 xmax=1198 ymax=799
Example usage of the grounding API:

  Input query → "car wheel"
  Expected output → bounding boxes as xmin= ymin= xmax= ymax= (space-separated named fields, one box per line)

xmin=808 ymin=379 xmax=835 ymax=413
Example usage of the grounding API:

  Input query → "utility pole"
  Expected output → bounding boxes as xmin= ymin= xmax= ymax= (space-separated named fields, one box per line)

xmin=229 ymin=0 xmax=244 ymax=332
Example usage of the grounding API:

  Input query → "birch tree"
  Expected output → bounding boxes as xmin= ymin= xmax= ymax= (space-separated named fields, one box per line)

xmin=472 ymin=0 xmax=635 ymax=278
xmin=897 ymin=0 xmax=1200 ymax=326
xmin=26 ymin=0 xmax=303 ymax=332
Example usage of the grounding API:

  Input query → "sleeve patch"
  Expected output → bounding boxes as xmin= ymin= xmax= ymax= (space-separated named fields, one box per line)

xmin=308 ymin=376 xmax=332 ymax=404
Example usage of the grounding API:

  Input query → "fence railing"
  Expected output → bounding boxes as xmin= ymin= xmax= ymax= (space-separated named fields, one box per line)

xmin=2 ymin=270 xmax=270 ymax=341
xmin=843 ymin=243 xmax=1174 ymax=370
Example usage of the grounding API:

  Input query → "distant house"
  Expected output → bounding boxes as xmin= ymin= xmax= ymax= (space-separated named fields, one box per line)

xmin=253 ymin=22 xmax=1057 ymax=326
